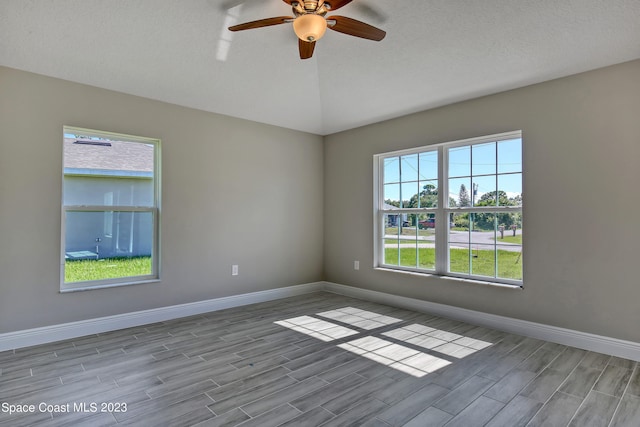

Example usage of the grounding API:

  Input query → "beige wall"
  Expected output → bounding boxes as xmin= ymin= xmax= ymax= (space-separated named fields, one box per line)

xmin=2 ymin=60 xmax=640 ymax=343
xmin=324 ymin=60 xmax=640 ymax=342
xmin=0 ymin=66 xmax=324 ymax=333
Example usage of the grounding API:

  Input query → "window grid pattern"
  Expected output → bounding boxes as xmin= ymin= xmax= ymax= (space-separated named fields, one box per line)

xmin=376 ymin=132 xmax=522 ymax=286
xmin=381 ymin=150 xmax=438 ymax=271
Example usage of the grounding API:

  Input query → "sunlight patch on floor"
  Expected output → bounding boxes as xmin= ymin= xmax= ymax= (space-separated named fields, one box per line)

xmin=274 ymin=316 xmax=358 ymax=342
xmin=338 ymin=337 xmax=451 ymax=378
xmin=316 ymin=307 xmax=403 ymax=330
xmin=383 ymin=324 xmax=492 ymax=358
xmin=274 ymin=307 xmax=494 ymax=378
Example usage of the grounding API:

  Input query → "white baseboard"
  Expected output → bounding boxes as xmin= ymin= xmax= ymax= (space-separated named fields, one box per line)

xmin=3 ymin=280 xmax=639 ymax=362
xmin=0 ymin=282 xmax=324 ymax=352
xmin=323 ymin=282 xmax=640 ymax=362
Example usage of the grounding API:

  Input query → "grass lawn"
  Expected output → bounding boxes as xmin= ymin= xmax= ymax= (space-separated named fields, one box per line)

xmin=65 ymin=256 xmax=152 ymax=283
xmin=495 ymin=234 xmax=523 ymax=244
xmin=385 ymin=247 xmax=522 ymax=280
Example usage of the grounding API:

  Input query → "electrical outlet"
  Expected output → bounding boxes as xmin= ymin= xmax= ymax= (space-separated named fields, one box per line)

xmin=354 ymin=260 xmax=360 ymax=270
xmin=232 ymin=265 xmax=238 ymax=276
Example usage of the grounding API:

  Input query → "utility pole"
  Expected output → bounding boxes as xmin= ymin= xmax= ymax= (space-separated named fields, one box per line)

xmin=472 ymin=183 xmax=479 ymax=206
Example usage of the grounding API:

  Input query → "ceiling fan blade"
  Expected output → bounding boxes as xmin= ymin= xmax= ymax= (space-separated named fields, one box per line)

xmin=327 ymin=15 xmax=385 ymax=41
xmin=228 ymin=16 xmax=292 ymax=31
xmin=299 ymin=39 xmax=316 ymax=59
xmin=324 ymin=0 xmax=354 ymax=11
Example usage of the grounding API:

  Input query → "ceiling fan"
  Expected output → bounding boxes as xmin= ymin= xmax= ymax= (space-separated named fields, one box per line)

xmin=228 ymin=0 xmax=386 ymax=59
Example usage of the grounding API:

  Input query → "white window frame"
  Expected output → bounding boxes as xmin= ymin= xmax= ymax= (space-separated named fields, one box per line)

xmin=373 ymin=131 xmax=523 ymax=288
xmin=61 ymin=126 xmax=161 ymax=292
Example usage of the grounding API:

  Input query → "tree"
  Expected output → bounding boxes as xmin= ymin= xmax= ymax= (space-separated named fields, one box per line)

xmin=405 ymin=183 xmax=438 ymax=209
xmin=421 ymin=183 xmax=437 ymax=196
xmin=474 ymin=190 xmax=522 ymax=230
xmin=476 ymin=190 xmax=508 ymax=207
xmin=458 ymin=184 xmax=470 ymax=207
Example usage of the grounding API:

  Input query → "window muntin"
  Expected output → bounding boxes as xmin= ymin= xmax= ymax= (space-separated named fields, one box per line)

xmin=375 ymin=131 xmax=522 ymax=286
xmin=61 ymin=127 xmax=160 ymax=291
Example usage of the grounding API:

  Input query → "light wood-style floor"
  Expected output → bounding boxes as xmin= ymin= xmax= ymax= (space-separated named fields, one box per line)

xmin=1 ymin=292 xmax=639 ymax=427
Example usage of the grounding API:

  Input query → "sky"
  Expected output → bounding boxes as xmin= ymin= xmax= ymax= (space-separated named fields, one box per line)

xmin=383 ymin=138 xmax=522 ymax=206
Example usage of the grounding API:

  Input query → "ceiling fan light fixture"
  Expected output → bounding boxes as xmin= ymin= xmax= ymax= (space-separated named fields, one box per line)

xmin=293 ymin=14 xmax=327 ymax=42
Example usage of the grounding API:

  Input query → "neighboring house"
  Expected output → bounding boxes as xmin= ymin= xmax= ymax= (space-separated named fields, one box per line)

xmin=63 ymin=138 xmax=154 ymax=259
xmin=384 ymin=202 xmax=408 ymax=227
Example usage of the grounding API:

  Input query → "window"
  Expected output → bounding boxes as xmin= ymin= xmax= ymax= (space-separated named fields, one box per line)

xmin=61 ymin=126 xmax=160 ymax=291
xmin=375 ymin=131 xmax=522 ymax=287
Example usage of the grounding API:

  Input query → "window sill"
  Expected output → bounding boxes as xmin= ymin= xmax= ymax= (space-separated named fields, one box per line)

xmin=374 ymin=267 xmax=523 ymax=290
xmin=60 ymin=278 xmax=160 ymax=293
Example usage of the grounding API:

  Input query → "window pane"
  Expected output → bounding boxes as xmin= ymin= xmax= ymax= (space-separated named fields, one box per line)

xmin=384 ymin=157 xmax=400 ymax=183
xmin=65 ymin=211 xmax=153 ymax=283
xmin=419 ymin=151 xmax=438 ymax=180
xmin=417 ymin=213 xmax=436 ymax=230
xmin=401 ymin=182 xmax=419 ymax=208
xmin=399 ymin=222 xmax=417 ymax=268
xmin=418 ymin=214 xmax=436 ymax=270
xmin=63 ymin=177 xmax=154 ymax=207
xmin=384 ymin=184 xmax=400 ymax=207
xmin=496 ymin=218 xmax=522 ymax=243
xmin=418 ymin=181 xmax=438 ymax=208
xmin=406 ymin=213 xmax=419 ymax=229
xmin=470 ymin=244 xmax=496 ymax=278
xmin=497 ymin=246 xmax=522 ymax=280
xmin=450 ymin=212 xmax=470 ymax=233
xmin=63 ymin=139 xmax=154 ymax=207
xmin=498 ymin=173 xmax=522 ymax=206
xmin=449 ymin=213 xmax=470 ymax=274
xmin=472 ymin=176 xmax=497 ymax=207
xmin=497 ymin=219 xmax=522 ymax=280
xmin=448 ymin=145 xmax=470 ymax=178
xmin=450 ymin=248 xmax=470 ymax=274
xmin=498 ymin=138 xmax=522 ymax=174
xmin=471 ymin=213 xmax=495 ymax=239
xmin=401 ymin=154 xmax=419 ymax=182
xmin=472 ymin=142 xmax=496 ymax=176
xmin=384 ymin=214 xmax=400 ymax=266
xmin=448 ymin=177 xmax=471 ymax=207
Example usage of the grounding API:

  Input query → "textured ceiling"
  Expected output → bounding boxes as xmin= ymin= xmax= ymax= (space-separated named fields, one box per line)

xmin=1 ymin=0 xmax=639 ymax=135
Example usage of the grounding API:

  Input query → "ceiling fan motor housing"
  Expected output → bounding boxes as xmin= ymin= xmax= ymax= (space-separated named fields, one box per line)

xmin=292 ymin=1 xmax=329 ymax=15
xmin=303 ymin=1 xmax=319 ymax=11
